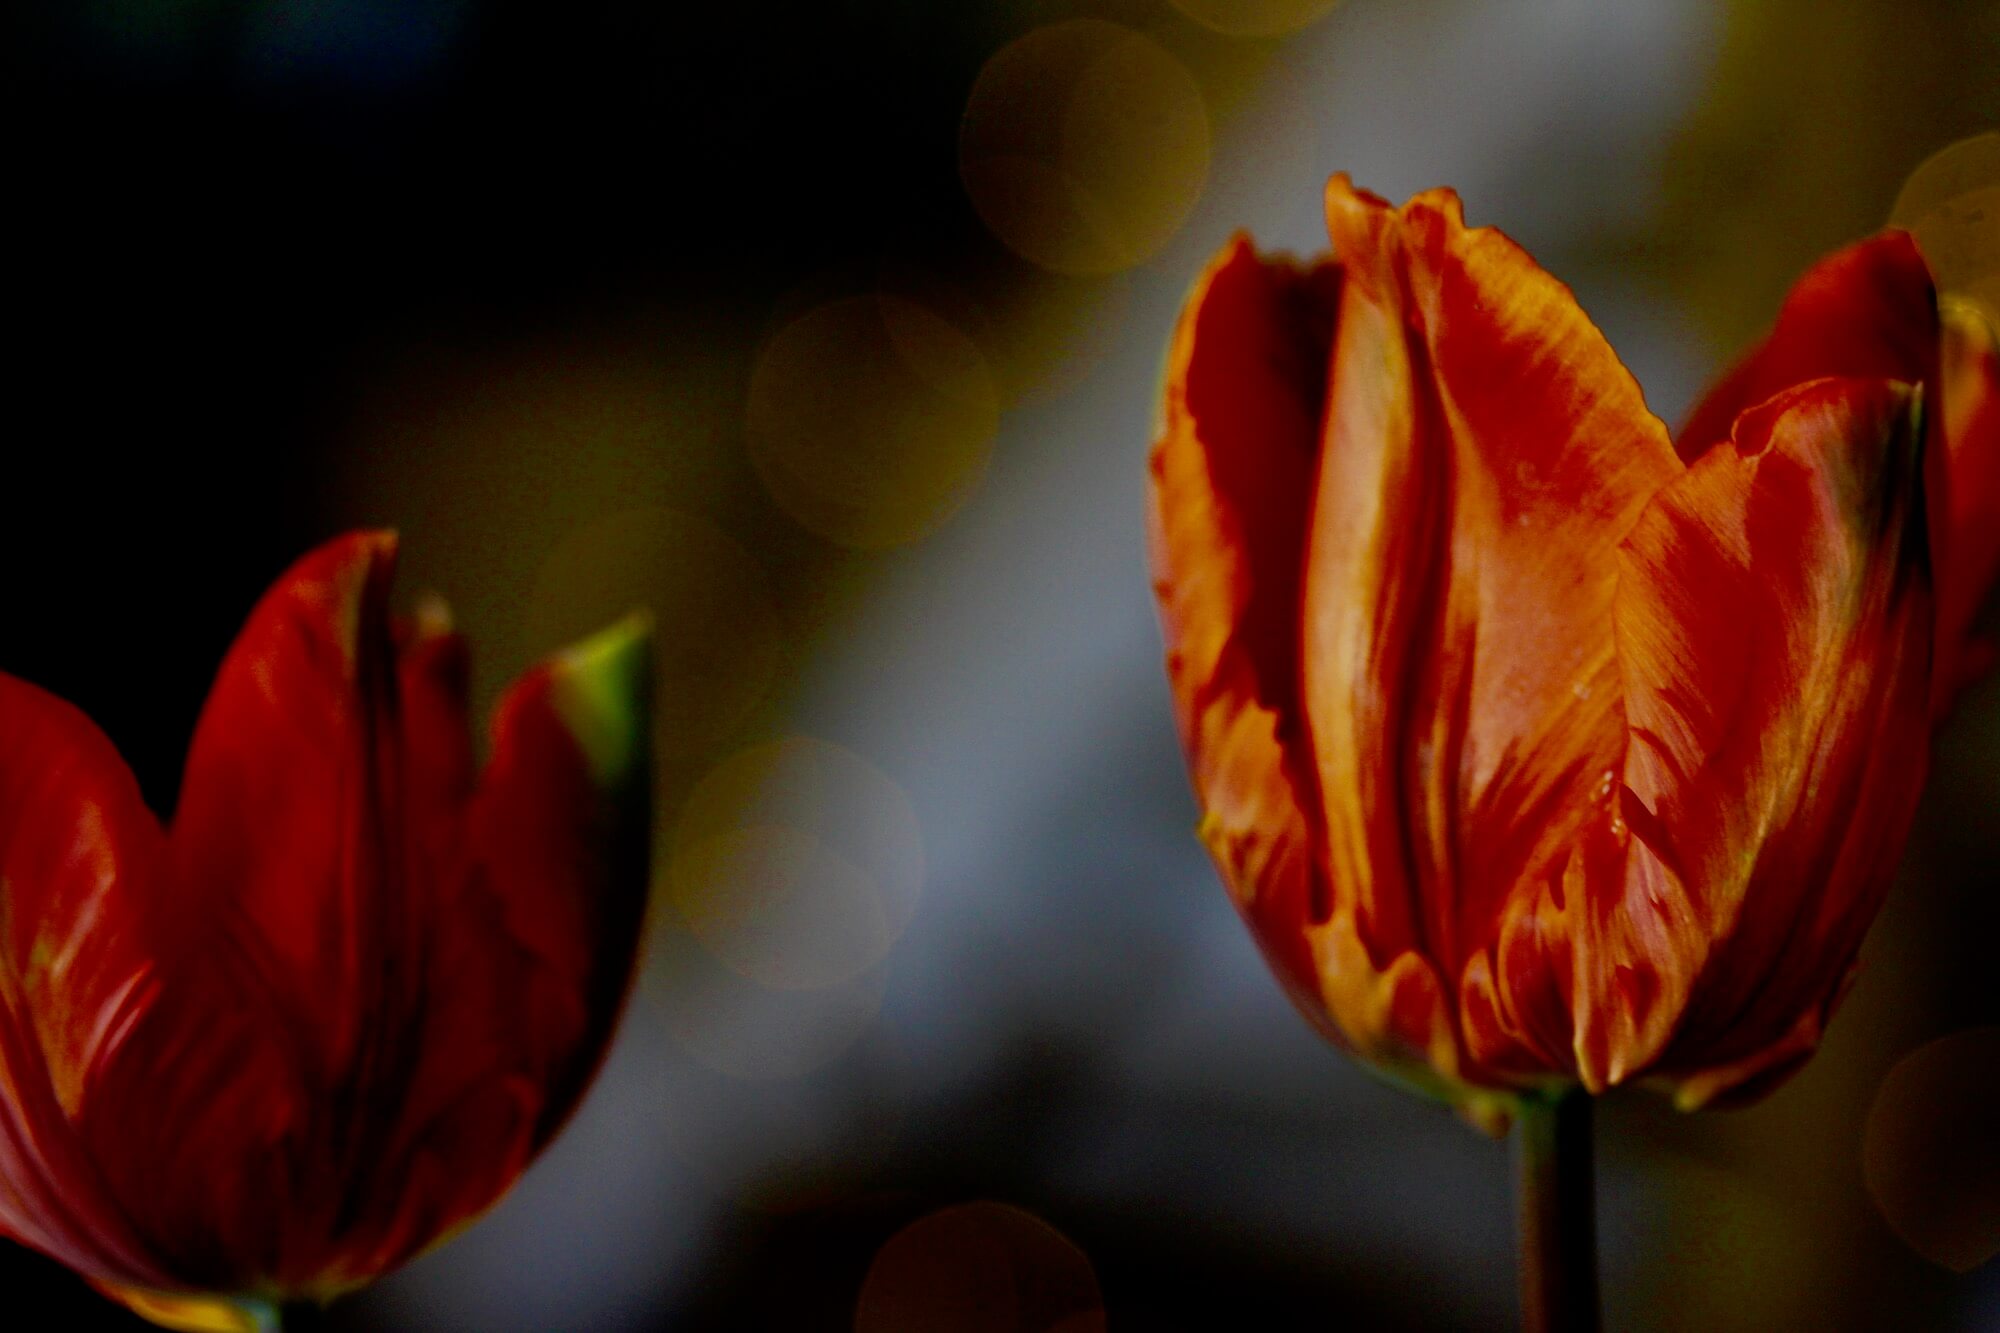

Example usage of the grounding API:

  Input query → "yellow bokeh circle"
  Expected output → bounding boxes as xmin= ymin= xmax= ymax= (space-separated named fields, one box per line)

xmin=747 ymin=295 xmax=999 ymax=549
xmin=669 ymin=737 xmax=924 ymax=991
xmin=1892 ymin=131 xmax=2000 ymax=313
xmin=960 ymin=21 xmax=1211 ymax=276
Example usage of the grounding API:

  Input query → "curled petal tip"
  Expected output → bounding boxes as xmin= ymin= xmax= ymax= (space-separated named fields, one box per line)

xmin=1322 ymin=172 xmax=1384 ymax=228
xmin=547 ymin=612 xmax=654 ymax=792
xmin=1405 ymin=185 xmax=1468 ymax=231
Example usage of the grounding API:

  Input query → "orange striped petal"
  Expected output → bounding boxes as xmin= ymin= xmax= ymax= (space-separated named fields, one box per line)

xmin=1674 ymin=233 xmax=1936 ymax=464
xmin=1301 ymin=178 xmax=1679 ymax=1089
xmin=1673 ymin=231 xmax=2000 ymax=715
xmin=1607 ymin=378 xmax=1931 ymax=1101
xmin=1147 ymin=234 xmax=1341 ymax=1029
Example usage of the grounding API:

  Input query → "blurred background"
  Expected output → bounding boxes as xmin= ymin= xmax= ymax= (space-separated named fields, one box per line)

xmin=4 ymin=0 xmax=1999 ymax=1327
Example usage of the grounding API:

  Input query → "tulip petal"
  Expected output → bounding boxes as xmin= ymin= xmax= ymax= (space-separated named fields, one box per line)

xmin=128 ymin=535 xmax=649 ymax=1286
xmin=1675 ymin=234 xmax=1937 ymax=464
xmin=466 ymin=613 xmax=650 ymax=1139
xmin=125 ymin=532 xmax=464 ymax=1288
xmin=0 ymin=534 xmax=650 ymax=1302
xmin=1147 ymin=235 xmax=1343 ymax=1026
xmin=0 ymin=676 xmax=173 ymax=1287
xmin=1301 ymin=178 xmax=1680 ymax=1083
xmin=352 ymin=614 xmax=652 ymax=1275
xmin=1603 ymin=377 xmax=1930 ymax=1100
xmin=166 ymin=530 xmax=415 ymax=1086
xmin=1673 ymin=233 xmax=2000 ymax=713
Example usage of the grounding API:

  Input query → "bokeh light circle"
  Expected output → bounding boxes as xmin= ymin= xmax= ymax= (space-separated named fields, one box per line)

xmin=1863 ymin=1027 xmax=2000 ymax=1272
xmin=747 ymin=295 xmax=999 ymax=549
xmin=855 ymin=1202 xmax=1105 ymax=1333
xmin=878 ymin=256 xmax=1132 ymax=409
xmin=1892 ymin=131 xmax=2000 ymax=314
xmin=669 ymin=737 xmax=924 ymax=990
xmin=527 ymin=507 xmax=782 ymax=758
xmin=960 ymin=20 xmax=1211 ymax=276
xmin=1166 ymin=0 xmax=1342 ymax=38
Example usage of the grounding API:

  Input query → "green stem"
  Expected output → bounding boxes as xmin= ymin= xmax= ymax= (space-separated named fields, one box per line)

xmin=1515 ymin=1091 xmax=1600 ymax=1333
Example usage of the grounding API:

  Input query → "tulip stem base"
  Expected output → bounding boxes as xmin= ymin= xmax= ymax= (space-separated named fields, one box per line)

xmin=1515 ymin=1091 xmax=1599 ymax=1333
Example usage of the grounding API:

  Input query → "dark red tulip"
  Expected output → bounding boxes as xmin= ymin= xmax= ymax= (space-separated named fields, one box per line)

xmin=1148 ymin=176 xmax=1997 ymax=1130
xmin=0 ymin=532 xmax=650 ymax=1328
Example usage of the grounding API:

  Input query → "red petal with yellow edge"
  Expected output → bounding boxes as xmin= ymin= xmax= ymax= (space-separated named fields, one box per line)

xmin=1933 ymin=300 xmax=2000 ymax=703
xmin=1674 ymin=233 xmax=1936 ymax=464
xmin=1606 ymin=378 xmax=1930 ymax=1102
xmin=0 ymin=676 xmax=173 ymax=1289
xmin=1146 ymin=235 xmax=1340 ymax=1026
xmin=1301 ymin=177 xmax=1680 ymax=1084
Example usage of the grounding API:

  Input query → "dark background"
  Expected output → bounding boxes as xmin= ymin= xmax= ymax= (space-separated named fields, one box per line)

xmin=4 ymin=1 xmax=1999 ymax=1328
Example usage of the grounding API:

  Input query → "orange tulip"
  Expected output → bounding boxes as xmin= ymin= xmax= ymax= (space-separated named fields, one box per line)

xmin=1148 ymin=176 xmax=1999 ymax=1131
xmin=0 ymin=532 xmax=650 ymax=1329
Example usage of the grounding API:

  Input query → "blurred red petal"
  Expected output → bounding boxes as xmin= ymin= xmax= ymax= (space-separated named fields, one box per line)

xmin=0 ymin=676 xmax=171 ymax=1288
xmin=356 ymin=616 xmax=652 ymax=1270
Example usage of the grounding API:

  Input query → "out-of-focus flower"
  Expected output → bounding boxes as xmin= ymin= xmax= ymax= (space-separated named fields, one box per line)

xmin=1147 ymin=176 xmax=1999 ymax=1131
xmin=0 ymin=532 xmax=651 ymax=1329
